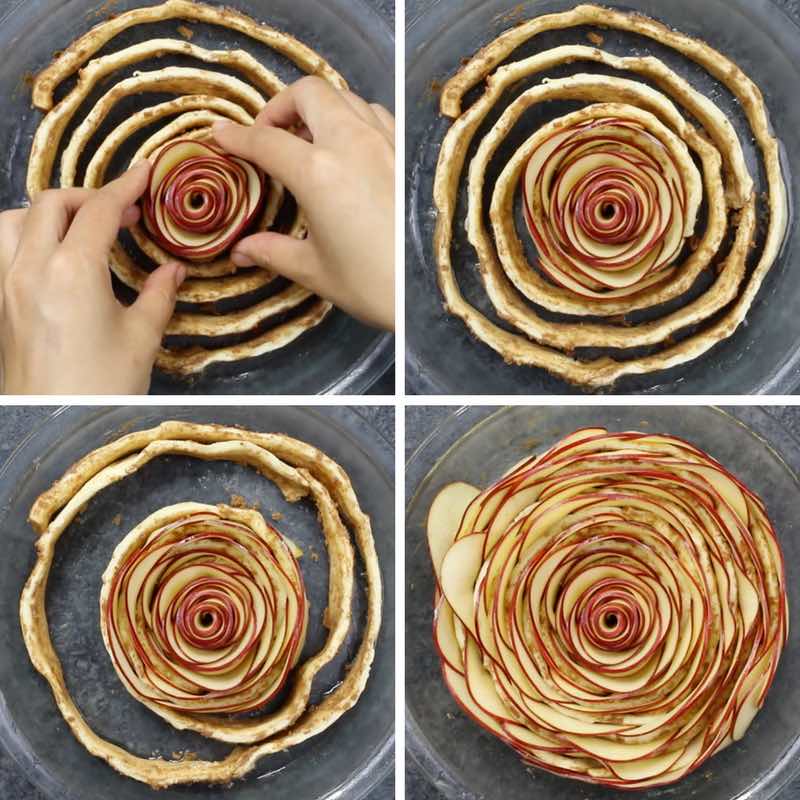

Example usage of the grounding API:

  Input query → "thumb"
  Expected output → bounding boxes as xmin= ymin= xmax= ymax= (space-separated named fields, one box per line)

xmin=130 ymin=261 xmax=185 ymax=335
xmin=232 ymin=232 xmax=321 ymax=290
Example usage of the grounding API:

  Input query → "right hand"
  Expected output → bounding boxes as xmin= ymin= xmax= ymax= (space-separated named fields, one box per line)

xmin=212 ymin=76 xmax=395 ymax=331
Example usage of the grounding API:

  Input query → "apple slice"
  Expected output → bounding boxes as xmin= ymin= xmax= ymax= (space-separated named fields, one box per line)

xmin=440 ymin=533 xmax=486 ymax=635
xmin=426 ymin=481 xmax=481 ymax=581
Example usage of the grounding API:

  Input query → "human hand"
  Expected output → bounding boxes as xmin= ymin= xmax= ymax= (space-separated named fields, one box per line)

xmin=0 ymin=161 xmax=185 ymax=394
xmin=212 ymin=76 xmax=394 ymax=331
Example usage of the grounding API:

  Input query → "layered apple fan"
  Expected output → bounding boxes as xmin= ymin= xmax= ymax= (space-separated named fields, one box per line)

xmin=433 ymin=4 xmax=787 ymax=387
xmin=427 ymin=427 xmax=787 ymax=788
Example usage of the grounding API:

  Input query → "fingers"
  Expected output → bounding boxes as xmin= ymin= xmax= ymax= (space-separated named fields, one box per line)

xmin=212 ymin=121 xmax=312 ymax=193
xmin=0 ymin=209 xmax=28 ymax=275
xmin=61 ymin=160 xmax=150 ymax=265
xmin=338 ymin=91 xmax=394 ymax=143
xmin=230 ymin=232 xmax=320 ymax=289
xmin=129 ymin=261 xmax=186 ymax=336
xmin=15 ymin=187 xmax=94 ymax=264
xmin=254 ymin=76 xmax=352 ymax=136
xmin=255 ymin=79 xmax=393 ymax=143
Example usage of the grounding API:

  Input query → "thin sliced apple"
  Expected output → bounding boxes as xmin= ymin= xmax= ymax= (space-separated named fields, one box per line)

xmin=426 ymin=481 xmax=481 ymax=581
xmin=428 ymin=426 xmax=786 ymax=788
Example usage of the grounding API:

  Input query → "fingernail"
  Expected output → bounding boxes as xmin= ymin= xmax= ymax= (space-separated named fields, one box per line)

xmin=173 ymin=263 xmax=186 ymax=287
xmin=231 ymin=250 xmax=251 ymax=267
xmin=212 ymin=120 xmax=233 ymax=135
xmin=122 ymin=204 xmax=140 ymax=222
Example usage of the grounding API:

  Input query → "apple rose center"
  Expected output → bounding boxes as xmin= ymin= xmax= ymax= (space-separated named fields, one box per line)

xmin=521 ymin=116 xmax=696 ymax=293
xmin=142 ymin=139 xmax=267 ymax=262
xmin=103 ymin=506 xmax=308 ymax=716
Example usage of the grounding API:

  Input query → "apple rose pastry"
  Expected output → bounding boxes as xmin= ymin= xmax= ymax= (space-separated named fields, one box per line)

xmin=25 ymin=0 xmax=348 ymax=376
xmin=102 ymin=505 xmax=307 ymax=720
xmin=20 ymin=422 xmax=381 ymax=788
xmin=521 ymin=115 xmax=700 ymax=297
xmin=434 ymin=4 xmax=787 ymax=387
xmin=427 ymin=427 xmax=787 ymax=788
xmin=141 ymin=140 xmax=266 ymax=262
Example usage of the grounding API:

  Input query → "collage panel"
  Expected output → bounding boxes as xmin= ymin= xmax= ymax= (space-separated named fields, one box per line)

xmin=0 ymin=405 xmax=394 ymax=799
xmin=405 ymin=0 xmax=800 ymax=395
xmin=0 ymin=0 xmax=394 ymax=396
xmin=406 ymin=405 xmax=799 ymax=798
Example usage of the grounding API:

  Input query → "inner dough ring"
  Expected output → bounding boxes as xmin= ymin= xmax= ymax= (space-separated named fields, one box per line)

xmin=86 ymin=113 xmax=312 ymax=338
xmin=56 ymin=66 xmax=330 ymax=360
xmin=476 ymin=90 xmax=754 ymax=350
xmin=100 ymin=495 xmax=352 ymax=743
xmin=21 ymin=421 xmax=381 ymax=788
xmin=457 ymin=55 xmax=737 ymax=316
xmin=87 ymin=101 xmax=283 ymax=281
xmin=57 ymin=66 xmax=274 ymax=302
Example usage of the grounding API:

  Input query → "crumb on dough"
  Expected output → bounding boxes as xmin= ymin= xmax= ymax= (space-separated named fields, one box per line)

xmin=92 ymin=0 xmax=118 ymax=18
xmin=177 ymin=24 xmax=194 ymax=39
xmin=171 ymin=750 xmax=198 ymax=762
xmin=271 ymin=511 xmax=283 ymax=521
xmin=587 ymin=31 xmax=604 ymax=45
xmin=111 ymin=513 xmax=122 ymax=526
xmin=229 ymin=494 xmax=261 ymax=511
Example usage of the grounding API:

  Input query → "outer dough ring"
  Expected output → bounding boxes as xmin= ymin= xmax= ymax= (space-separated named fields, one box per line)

xmin=432 ymin=4 xmax=787 ymax=388
xmin=155 ymin=299 xmax=333 ymax=377
xmin=20 ymin=421 xmax=381 ymax=788
xmin=26 ymin=38 xmax=285 ymax=197
xmin=31 ymin=0 xmax=347 ymax=111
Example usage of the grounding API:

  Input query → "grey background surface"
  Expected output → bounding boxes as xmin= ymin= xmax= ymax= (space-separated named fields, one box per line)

xmin=0 ymin=405 xmax=394 ymax=800
xmin=405 ymin=405 xmax=800 ymax=799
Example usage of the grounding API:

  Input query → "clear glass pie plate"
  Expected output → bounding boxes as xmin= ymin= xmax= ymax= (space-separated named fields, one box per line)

xmin=0 ymin=0 xmax=394 ymax=395
xmin=406 ymin=406 xmax=800 ymax=799
xmin=0 ymin=406 xmax=394 ymax=800
xmin=406 ymin=0 xmax=800 ymax=394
